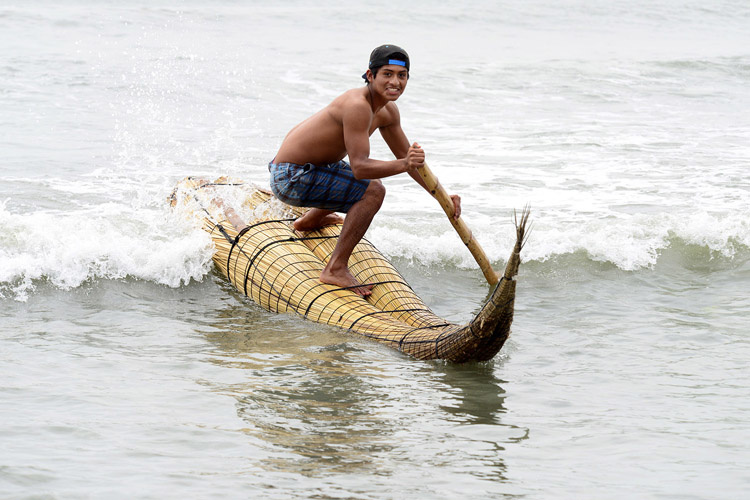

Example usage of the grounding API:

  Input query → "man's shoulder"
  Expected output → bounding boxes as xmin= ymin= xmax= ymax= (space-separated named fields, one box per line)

xmin=374 ymin=101 xmax=400 ymax=128
xmin=328 ymin=88 xmax=373 ymax=122
xmin=380 ymin=101 xmax=400 ymax=116
xmin=333 ymin=87 xmax=371 ymax=108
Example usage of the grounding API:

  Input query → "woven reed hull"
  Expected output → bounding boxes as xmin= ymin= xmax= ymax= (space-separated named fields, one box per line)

xmin=170 ymin=176 xmax=527 ymax=362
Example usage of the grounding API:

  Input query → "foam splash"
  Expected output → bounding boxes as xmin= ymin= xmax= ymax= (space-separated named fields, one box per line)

xmin=0 ymin=199 xmax=213 ymax=302
xmin=2 ymin=187 xmax=748 ymax=301
xmin=372 ymin=208 xmax=750 ymax=272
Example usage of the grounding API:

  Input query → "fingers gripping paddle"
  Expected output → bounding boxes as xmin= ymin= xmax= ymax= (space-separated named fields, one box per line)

xmin=417 ymin=162 xmax=500 ymax=286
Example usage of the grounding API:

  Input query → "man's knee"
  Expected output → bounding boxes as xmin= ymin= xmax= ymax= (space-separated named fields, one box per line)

xmin=367 ymin=179 xmax=386 ymax=203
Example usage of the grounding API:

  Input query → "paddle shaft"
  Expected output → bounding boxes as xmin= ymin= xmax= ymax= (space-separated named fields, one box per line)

xmin=416 ymin=163 xmax=499 ymax=286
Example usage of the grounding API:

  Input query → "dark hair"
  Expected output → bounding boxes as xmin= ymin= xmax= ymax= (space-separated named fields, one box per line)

xmin=362 ymin=65 xmax=410 ymax=84
xmin=362 ymin=44 xmax=410 ymax=83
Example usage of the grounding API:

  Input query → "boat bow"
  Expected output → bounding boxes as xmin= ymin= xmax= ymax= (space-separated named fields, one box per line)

xmin=430 ymin=208 xmax=530 ymax=362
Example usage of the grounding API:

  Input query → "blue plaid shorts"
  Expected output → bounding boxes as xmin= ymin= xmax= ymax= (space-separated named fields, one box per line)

xmin=269 ymin=160 xmax=370 ymax=213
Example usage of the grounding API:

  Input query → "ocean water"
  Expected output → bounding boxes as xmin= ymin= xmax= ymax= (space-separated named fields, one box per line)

xmin=1 ymin=1 xmax=749 ymax=498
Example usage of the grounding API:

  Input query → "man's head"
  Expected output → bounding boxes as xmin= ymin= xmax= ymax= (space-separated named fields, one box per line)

xmin=362 ymin=44 xmax=410 ymax=83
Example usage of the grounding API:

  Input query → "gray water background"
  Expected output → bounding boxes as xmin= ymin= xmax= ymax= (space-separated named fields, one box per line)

xmin=1 ymin=1 xmax=749 ymax=498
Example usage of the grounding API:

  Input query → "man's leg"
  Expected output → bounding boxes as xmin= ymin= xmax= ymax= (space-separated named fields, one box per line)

xmin=293 ymin=208 xmax=344 ymax=232
xmin=320 ymin=180 xmax=386 ymax=296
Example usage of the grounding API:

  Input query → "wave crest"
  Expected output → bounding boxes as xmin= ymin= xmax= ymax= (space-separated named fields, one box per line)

xmin=0 ymin=201 xmax=213 ymax=301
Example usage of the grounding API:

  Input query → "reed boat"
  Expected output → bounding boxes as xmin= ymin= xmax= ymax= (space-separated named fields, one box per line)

xmin=170 ymin=176 xmax=529 ymax=362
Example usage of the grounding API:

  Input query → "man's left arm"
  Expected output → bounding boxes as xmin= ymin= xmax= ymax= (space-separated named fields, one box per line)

xmin=379 ymin=111 xmax=462 ymax=220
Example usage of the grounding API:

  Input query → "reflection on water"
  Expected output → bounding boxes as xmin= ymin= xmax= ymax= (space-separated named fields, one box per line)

xmin=435 ymin=362 xmax=507 ymax=425
xmin=199 ymin=281 xmax=528 ymax=482
xmin=200 ymin=285 xmax=396 ymax=475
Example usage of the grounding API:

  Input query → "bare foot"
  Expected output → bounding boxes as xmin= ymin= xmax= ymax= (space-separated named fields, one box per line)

xmin=320 ymin=267 xmax=373 ymax=297
xmin=294 ymin=211 xmax=344 ymax=232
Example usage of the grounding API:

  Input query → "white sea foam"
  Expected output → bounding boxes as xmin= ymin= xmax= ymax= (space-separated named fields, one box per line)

xmin=3 ymin=188 xmax=746 ymax=301
xmin=0 ymin=198 xmax=213 ymax=301
xmin=370 ymin=206 xmax=750 ymax=272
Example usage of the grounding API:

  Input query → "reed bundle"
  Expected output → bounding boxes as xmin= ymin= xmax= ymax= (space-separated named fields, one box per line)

xmin=170 ymin=177 xmax=528 ymax=362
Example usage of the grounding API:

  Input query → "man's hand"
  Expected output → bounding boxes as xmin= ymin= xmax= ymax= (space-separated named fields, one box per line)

xmin=450 ymin=194 xmax=462 ymax=220
xmin=405 ymin=142 xmax=425 ymax=171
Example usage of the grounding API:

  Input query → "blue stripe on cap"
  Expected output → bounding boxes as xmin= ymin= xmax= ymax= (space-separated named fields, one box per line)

xmin=388 ymin=59 xmax=406 ymax=67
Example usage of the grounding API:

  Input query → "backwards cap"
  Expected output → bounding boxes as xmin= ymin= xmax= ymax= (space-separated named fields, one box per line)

xmin=362 ymin=44 xmax=410 ymax=81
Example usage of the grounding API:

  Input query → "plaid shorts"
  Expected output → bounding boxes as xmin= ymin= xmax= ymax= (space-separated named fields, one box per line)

xmin=269 ymin=160 xmax=370 ymax=213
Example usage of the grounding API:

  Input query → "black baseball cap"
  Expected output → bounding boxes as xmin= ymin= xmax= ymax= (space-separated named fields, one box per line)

xmin=362 ymin=44 xmax=410 ymax=81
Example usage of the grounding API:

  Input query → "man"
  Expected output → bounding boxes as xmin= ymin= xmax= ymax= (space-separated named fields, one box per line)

xmin=269 ymin=44 xmax=461 ymax=296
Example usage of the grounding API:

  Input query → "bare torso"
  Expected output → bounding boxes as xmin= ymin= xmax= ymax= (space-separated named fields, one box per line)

xmin=274 ymin=87 xmax=397 ymax=165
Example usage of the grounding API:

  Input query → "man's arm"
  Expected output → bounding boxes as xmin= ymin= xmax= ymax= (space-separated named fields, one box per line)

xmin=379 ymin=110 xmax=463 ymax=220
xmin=342 ymin=100 xmax=412 ymax=180
xmin=379 ymin=114 xmax=429 ymax=191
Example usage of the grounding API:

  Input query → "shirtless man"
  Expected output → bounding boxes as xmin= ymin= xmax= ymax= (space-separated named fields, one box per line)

xmin=269 ymin=45 xmax=461 ymax=296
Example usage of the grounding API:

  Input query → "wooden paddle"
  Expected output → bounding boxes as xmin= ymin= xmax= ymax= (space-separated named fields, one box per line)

xmin=417 ymin=162 xmax=500 ymax=286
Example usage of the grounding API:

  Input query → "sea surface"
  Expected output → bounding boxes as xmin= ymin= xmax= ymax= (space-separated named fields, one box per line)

xmin=2 ymin=1 xmax=749 ymax=498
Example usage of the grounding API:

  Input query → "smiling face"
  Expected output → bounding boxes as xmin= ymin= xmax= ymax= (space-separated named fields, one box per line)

xmin=367 ymin=64 xmax=409 ymax=101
